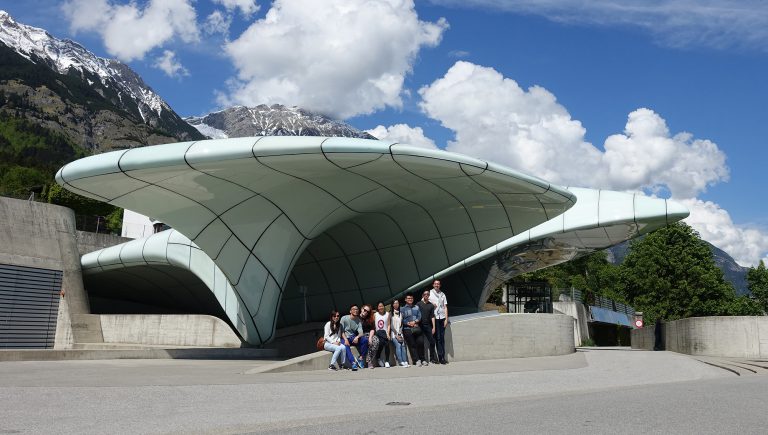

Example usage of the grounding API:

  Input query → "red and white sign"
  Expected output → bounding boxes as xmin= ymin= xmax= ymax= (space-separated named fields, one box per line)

xmin=635 ymin=319 xmax=644 ymax=328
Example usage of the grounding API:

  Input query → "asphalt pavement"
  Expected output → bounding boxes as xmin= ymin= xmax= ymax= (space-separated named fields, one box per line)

xmin=1 ymin=348 xmax=764 ymax=434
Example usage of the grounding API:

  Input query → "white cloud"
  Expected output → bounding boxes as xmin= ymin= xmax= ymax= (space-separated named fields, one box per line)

xmin=603 ymin=108 xmax=729 ymax=198
xmin=212 ymin=0 xmax=259 ymax=17
xmin=203 ymin=10 xmax=232 ymax=35
xmin=62 ymin=0 xmax=200 ymax=62
xmin=418 ymin=61 xmax=767 ymax=265
xmin=419 ymin=61 xmax=727 ymax=198
xmin=682 ymin=198 xmax=768 ymax=267
xmin=153 ymin=50 xmax=189 ymax=78
xmin=219 ymin=0 xmax=448 ymax=119
xmin=367 ymin=124 xmax=438 ymax=149
xmin=419 ymin=61 xmax=606 ymax=187
xmin=429 ymin=0 xmax=768 ymax=51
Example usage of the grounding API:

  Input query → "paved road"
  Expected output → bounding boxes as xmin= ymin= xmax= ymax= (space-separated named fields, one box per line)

xmin=0 ymin=349 xmax=763 ymax=434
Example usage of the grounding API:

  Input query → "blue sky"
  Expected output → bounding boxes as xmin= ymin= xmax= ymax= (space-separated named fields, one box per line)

xmin=2 ymin=0 xmax=767 ymax=266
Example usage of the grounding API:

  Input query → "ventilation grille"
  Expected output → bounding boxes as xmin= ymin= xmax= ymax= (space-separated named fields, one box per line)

xmin=0 ymin=263 xmax=62 ymax=349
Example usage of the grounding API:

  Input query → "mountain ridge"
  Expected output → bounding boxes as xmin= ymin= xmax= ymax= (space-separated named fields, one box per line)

xmin=186 ymin=104 xmax=377 ymax=140
xmin=0 ymin=10 xmax=203 ymax=151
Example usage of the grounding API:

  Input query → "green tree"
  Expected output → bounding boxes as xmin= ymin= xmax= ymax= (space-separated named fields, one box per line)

xmin=747 ymin=260 xmax=768 ymax=314
xmin=46 ymin=183 xmax=114 ymax=216
xmin=618 ymin=222 xmax=758 ymax=323
xmin=0 ymin=165 xmax=47 ymax=197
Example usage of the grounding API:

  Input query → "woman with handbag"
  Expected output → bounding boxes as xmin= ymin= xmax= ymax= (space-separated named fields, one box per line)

xmin=323 ymin=310 xmax=346 ymax=371
xmin=390 ymin=299 xmax=408 ymax=367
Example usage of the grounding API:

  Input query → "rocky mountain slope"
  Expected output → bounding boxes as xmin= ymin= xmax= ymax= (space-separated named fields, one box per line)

xmin=186 ymin=105 xmax=376 ymax=140
xmin=0 ymin=10 xmax=203 ymax=152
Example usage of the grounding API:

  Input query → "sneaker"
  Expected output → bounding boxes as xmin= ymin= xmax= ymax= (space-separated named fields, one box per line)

xmin=351 ymin=362 xmax=358 ymax=371
xmin=368 ymin=362 xmax=374 ymax=369
xmin=440 ymin=360 xmax=448 ymax=365
xmin=384 ymin=362 xmax=391 ymax=368
xmin=357 ymin=357 xmax=365 ymax=367
xmin=328 ymin=364 xmax=338 ymax=371
xmin=430 ymin=359 xmax=439 ymax=364
xmin=400 ymin=362 xmax=409 ymax=367
xmin=422 ymin=360 xmax=429 ymax=366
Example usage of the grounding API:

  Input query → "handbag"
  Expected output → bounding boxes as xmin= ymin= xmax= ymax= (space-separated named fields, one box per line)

xmin=316 ymin=336 xmax=325 ymax=351
xmin=410 ymin=326 xmax=422 ymax=336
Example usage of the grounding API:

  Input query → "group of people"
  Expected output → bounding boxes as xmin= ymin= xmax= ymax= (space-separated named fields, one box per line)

xmin=322 ymin=280 xmax=449 ymax=371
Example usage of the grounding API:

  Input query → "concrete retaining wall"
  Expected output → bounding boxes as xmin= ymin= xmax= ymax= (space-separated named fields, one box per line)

xmin=553 ymin=301 xmax=590 ymax=346
xmin=631 ymin=325 xmax=655 ymax=350
xmin=253 ymin=313 xmax=575 ymax=373
xmin=0 ymin=197 xmax=90 ymax=349
xmin=75 ymin=231 xmax=131 ymax=256
xmin=445 ymin=313 xmax=575 ymax=360
xmin=99 ymin=315 xmax=242 ymax=347
xmin=631 ymin=316 xmax=768 ymax=358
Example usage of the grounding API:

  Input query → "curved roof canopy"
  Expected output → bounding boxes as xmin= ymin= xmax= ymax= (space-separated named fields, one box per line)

xmin=58 ymin=137 xmax=579 ymax=344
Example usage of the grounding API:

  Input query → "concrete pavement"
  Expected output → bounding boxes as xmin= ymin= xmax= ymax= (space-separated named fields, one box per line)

xmin=0 ymin=348 xmax=762 ymax=434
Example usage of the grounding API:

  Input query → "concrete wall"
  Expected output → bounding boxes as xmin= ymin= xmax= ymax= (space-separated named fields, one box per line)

xmin=631 ymin=316 xmax=768 ymax=358
xmin=553 ymin=301 xmax=590 ymax=346
xmin=631 ymin=325 xmax=655 ymax=350
xmin=0 ymin=197 xmax=90 ymax=349
xmin=254 ymin=312 xmax=576 ymax=373
xmin=445 ymin=313 xmax=575 ymax=360
xmin=75 ymin=231 xmax=130 ymax=256
xmin=99 ymin=315 xmax=241 ymax=347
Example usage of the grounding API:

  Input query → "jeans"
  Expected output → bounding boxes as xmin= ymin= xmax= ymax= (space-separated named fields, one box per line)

xmin=324 ymin=341 xmax=346 ymax=366
xmin=344 ymin=333 xmax=368 ymax=366
xmin=392 ymin=334 xmax=407 ymax=364
xmin=434 ymin=318 xmax=447 ymax=362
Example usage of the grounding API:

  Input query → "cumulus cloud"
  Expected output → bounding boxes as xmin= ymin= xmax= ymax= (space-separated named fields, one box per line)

xmin=153 ymin=50 xmax=189 ymax=78
xmin=603 ymin=109 xmax=729 ymax=198
xmin=418 ymin=60 xmax=766 ymax=265
xmin=367 ymin=124 xmax=438 ymax=149
xmin=62 ymin=0 xmax=199 ymax=62
xmin=682 ymin=198 xmax=768 ymax=266
xmin=429 ymin=0 xmax=768 ymax=51
xmin=219 ymin=0 xmax=448 ymax=119
xmin=419 ymin=61 xmax=606 ymax=187
xmin=419 ymin=61 xmax=728 ymax=198
xmin=212 ymin=0 xmax=260 ymax=17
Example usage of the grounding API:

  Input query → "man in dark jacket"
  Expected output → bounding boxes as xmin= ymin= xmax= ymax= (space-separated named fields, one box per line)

xmin=417 ymin=289 xmax=437 ymax=365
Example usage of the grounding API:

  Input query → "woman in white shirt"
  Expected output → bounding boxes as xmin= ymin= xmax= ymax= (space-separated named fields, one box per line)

xmin=390 ymin=299 xmax=408 ymax=367
xmin=324 ymin=310 xmax=346 ymax=371
xmin=372 ymin=301 xmax=391 ymax=368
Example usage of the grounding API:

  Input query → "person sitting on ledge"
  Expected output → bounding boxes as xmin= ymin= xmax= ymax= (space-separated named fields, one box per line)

xmin=373 ymin=301 xmax=391 ymax=368
xmin=341 ymin=304 xmax=368 ymax=371
xmin=361 ymin=304 xmax=379 ymax=369
xmin=390 ymin=299 xmax=409 ymax=367
xmin=323 ymin=310 xmax=345 ymax=371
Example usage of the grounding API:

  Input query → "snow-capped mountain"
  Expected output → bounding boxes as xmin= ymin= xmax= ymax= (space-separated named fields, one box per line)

xmin=0 ymin=10 xmax=203 ymax=149
xmin=185 ymin=105 xmax=377 ymax=140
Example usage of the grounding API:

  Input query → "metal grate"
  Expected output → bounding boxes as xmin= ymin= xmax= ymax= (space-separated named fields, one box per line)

xmin=0 ymin=263 xmax=62 ymax=349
